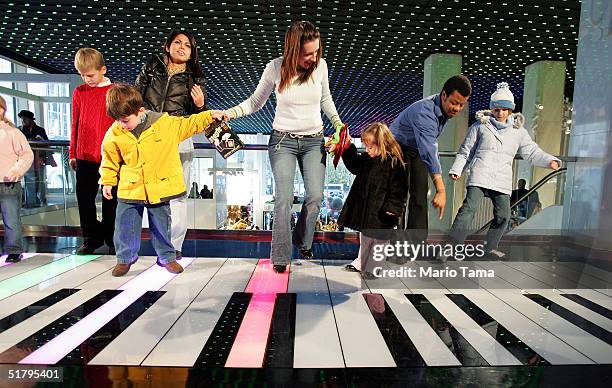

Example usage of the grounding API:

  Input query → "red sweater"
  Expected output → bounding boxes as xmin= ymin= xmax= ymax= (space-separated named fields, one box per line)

xmin=70 ymin=83 xmax=115 ymax=163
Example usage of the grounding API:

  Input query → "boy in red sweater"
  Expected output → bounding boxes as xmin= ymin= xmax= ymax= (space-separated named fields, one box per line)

xmin=70 ymin=48 xmax=117 ymax=254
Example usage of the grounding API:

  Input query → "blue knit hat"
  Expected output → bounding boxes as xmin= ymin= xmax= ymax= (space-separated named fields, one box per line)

xmin=489 ymin=82 xmax=515 ymax=110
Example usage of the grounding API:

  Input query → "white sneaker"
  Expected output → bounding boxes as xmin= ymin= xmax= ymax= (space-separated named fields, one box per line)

xmin=486 ymin=249 xmax=506 ymax=259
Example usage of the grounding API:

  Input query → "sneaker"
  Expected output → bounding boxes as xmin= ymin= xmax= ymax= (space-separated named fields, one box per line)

xmin=298 ymin=249 xmax=314 ymax=259
xmin=164 ymin=261 xmax=184 ymax=274
xmin=486 ymin=249 xmax=506 ymax=259
xmin=273 ymin=264 xmax=287 ymax=273
xmin=5 ymin=253 xmax=22 ymax=263
xmin=112 ymin=263 xmax=131 ymax=277
xmin=175 ymin=250 xmax=182 ymax=260
xmin=344 ymin=264 xmax=360 ymax=273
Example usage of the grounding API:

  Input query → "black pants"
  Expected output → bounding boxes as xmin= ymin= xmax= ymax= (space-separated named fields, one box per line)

xmin=76 ymin=159 xmax=117 ymax=247
xmin=401 ymin=146 xmax=430 ymax=243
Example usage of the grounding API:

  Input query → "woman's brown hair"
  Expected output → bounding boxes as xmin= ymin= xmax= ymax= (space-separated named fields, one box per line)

xmin=279 ymin=21 xmax=322 ymax=93
xmin=361 ymin=122 xmax=405 ymax=168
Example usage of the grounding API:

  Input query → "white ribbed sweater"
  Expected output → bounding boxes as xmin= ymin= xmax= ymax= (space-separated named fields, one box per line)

xmin=228 ymin=57 xmax=342 ymax=135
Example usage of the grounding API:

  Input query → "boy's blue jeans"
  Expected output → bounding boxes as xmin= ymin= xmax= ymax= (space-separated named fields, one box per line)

xmin=449 ymin=186 xmax=511 ymax=251
xmin=268 ymin=131 xmax=326 ymax=265
xmin=0 ymin=182 xmax=23 ymax=254
xmin=114 ymin=201 xmax=176 ymax=265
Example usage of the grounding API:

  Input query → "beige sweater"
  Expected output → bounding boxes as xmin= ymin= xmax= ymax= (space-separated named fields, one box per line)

xmin=0 ymin=121 xmax=33 ymax=180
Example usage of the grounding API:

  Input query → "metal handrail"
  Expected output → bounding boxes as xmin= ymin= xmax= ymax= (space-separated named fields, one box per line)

xmin=27 ymin=140 xmax=579 ymax=161
xmin=475 ymin=167 xmax=568 ymax=234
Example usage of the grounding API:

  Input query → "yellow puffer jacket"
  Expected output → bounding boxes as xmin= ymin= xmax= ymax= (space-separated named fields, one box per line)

xmin=100 ymin=111 xmax=215 ymax=204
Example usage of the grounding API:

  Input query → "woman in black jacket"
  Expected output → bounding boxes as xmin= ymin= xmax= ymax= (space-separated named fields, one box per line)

xmin=338 ymin=122 xmax=408 ymax=278
xmin=135 ymin=30 xmax=206 ymax=260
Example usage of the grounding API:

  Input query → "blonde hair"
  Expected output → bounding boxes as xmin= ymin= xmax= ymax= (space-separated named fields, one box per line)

xmin=74 ymin=48 xmax=106 ymax=71
xmin=361 ymin=122 xmax=404 ymax=168
xmin=0 ymin=96 xmax=16 ymax=128
xmin=279 ymin=21 xmax=322 ymax=93
xmin=106 ymin=84 xmax=143 ymax=120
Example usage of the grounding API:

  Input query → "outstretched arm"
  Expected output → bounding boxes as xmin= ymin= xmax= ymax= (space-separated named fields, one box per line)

xmin=225 ymin=61 xmax=276 ymax=119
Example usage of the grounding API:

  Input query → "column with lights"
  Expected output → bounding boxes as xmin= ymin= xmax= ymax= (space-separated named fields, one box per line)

xmin=422 ymin=53 xmax=468 ymax=231
xmin=521 ymin=60 xmax=566 ymax=213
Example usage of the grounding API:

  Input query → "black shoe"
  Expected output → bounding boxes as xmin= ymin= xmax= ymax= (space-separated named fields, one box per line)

xmin=273 ymin=265 xmax=287 ymax=273
xmin=5 ymin=253 xmax=22 ymax=263
xmin=344 ymin=264 xmax=360 ymax=273
xmin=175 ymin=250 xmax=182 ymax=260
xmin=299 ymin=249 xmax=314 ymax=259
xmin=362 ymin=271 xmax=376 ymax=280
xmin=76 ymin=242 xmax=103 ymax=255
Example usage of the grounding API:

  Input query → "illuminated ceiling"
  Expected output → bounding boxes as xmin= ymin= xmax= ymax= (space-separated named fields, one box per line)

xmin=0 ymin=0 xmax=580 ymax=134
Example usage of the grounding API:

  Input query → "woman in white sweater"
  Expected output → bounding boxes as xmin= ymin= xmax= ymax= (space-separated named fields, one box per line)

xmin=223 ymin=21 xmax=345 ymax=273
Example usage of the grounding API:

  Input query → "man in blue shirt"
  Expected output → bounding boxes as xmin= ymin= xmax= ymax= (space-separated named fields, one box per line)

xmin=390 ymin=75 xmax=471 ymax=243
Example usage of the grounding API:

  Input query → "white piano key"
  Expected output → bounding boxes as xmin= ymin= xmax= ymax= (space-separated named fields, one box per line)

xmin=388 ymin=262 xmax=520 ymax=366
xmin=289 ymin=260 xmax=344 ymax=368
xmin=504 ymin=261 xmax=611 ymax=296
xmin=420 ymin=290 xmax=522 ymax=366
xmin=449 ymin=289 xmax=593 ymax=365
xmin=0 ymin=259 xmax=153 ymax=355
xmin=141 ymin=258 xmax=257 ymax=367
xmin=525 ymin=289 xmax=612 ymax=332
xmin=485 ymin=288 xmax=612 ymax=364
xmin=0 ymin=255 xmax=116 ymax=321
xmin=0 ymin=253 xmax=71 ymax=282
xmin=553 ymin=262 xmax=612 ymax=284
xmin=323 ymin=261 xmax=396 ymax=368
xmin=380 ymin=289 xmax=462 ymax=366
xmin=88 ymin=258 xmax=227 ymax=365
xmin=528 ymin=261 xmax=611 ymax=294
xmin=559 ymin=289 xmax=612 ymax=311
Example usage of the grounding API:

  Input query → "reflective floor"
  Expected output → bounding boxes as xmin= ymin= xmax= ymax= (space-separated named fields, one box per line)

xmin=0 ymin=249 xmax=610 ymax=387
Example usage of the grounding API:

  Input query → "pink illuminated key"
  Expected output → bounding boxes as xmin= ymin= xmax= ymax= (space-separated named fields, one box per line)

xmin=225 ymin=259 xmax=289 ymax=368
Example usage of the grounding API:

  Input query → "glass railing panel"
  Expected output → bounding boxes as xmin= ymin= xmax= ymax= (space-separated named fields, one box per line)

xmin=20 ymin=145 xmax=77 ymax=227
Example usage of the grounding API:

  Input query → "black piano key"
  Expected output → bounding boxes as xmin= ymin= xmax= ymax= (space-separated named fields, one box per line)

xmin=560 ymin=294 xmax=612 ymax=320
xmin=194 ymin=292 xmax=252 ymax=367
xmin=406 ymin=294 xmax=489 ymax=366
xmin=0 ymin=289 xmax=122 ymax=363
xmin=446 ymin=293 xmax=550 ymax=366
xmin=264 ymin=293 xmax=296 ymax=368
xmin=363 ymin=293 xmax=427 ymax=367
xmin=59 ymin=290 xmax=166 ymax=365
xmin=524 ymin=294 xmax=612 ymax=346
xmin=0 ymin=288 xmax=80 ymax=334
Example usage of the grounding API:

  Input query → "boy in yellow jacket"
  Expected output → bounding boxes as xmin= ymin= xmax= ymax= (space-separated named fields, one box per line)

xmin=101 ymin=84 xmax=223 ymax=276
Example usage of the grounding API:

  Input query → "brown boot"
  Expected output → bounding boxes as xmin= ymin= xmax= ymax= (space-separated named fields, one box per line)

xmin=112 ymin=263 xmax=131 ymax=277
xmin=164 ymin=261 xmax=183 ymax=274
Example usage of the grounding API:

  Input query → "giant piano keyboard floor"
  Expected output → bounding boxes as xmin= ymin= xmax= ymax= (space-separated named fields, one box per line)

xmin=0 ymin=253 xmax=611 ymax=387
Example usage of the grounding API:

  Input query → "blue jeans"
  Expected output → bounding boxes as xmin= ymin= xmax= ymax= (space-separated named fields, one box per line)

xmin=114 ymin=201 xmax=176 ymax=265
xmin=268 ymin=132 xmax=326 ymax=265
xmin=0 ymin=182 xmax=23 ymax=254
xmin=449 ymin=186 xmax=511 ymax=251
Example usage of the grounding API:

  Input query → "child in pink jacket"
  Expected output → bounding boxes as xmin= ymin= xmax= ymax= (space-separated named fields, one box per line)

xmin=0 ymin=96 xmax=33 ymax=262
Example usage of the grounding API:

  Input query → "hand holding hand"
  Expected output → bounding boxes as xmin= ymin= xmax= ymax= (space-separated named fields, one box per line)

xmin=102 ymin=185 xmax=114 ymax=200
